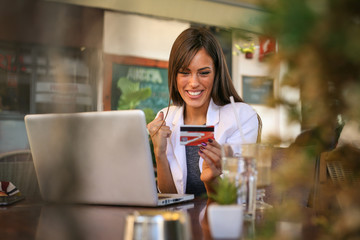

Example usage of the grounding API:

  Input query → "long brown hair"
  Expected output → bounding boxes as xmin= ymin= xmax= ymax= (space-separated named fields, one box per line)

xmin=168 ymin=27 xmax=243 ymax=106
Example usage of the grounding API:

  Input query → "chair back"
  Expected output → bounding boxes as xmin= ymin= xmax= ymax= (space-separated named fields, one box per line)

xmin=0 ymin=150 xmax=41 ymax=199
xmin=257 ymin=114 xmax=262 ymax=143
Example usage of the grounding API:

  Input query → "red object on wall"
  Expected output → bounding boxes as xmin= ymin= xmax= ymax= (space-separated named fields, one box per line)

xmin=259 ymin=36 xmax=276 ymax=61
xmin=0 ymin=54 xmax=27 ymax=72
xmin=245 ymin=52 xmax=253 ymax=59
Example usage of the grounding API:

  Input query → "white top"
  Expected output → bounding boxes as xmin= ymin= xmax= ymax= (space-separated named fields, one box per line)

xmin=159 ymin=99 xmax=259 ymax=194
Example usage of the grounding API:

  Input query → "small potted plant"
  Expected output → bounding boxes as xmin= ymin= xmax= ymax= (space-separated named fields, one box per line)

xmin=235 ymin=43 xmax=255 ymax=59
xmin=207 ymin=177 xmax=244 ymax=239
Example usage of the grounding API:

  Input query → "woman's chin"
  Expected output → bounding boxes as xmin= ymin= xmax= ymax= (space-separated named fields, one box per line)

xmin=184 ymin=99 xmax=209 ymax=109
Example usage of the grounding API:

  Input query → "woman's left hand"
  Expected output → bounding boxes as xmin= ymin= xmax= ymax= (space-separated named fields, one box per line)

xmin=199 ymin=139 xmax=222 ymax=186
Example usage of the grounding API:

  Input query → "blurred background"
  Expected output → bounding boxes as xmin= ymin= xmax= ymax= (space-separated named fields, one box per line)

xmin=1 ymin=0 xmax=359 ymax=238
xmin=0 ymin=0 xmax=294 ymax=154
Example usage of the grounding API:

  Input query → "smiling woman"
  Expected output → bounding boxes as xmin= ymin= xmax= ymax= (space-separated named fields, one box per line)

xmin=147 ymin=27 xmax=259 ymax=197
xmin=176 ymin=48 xmax=215 ymax=122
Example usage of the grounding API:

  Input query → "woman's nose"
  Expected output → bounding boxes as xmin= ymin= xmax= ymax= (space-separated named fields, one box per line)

xmin=188 ymin=73 xmax=200 ymax=87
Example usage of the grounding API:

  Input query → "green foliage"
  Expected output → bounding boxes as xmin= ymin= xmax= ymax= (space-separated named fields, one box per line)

xmin=143 ymin=108 xmax=156 ymax=124
xmin=116 ymin=76 xmax=155 ymax=123
xmin=258 ymin=1 xmax=360 ymax=239
xmin=235 ymin=43 xmax=255 ymax=53
xmin=117 ymin=77 xmax=152 ymax=110
xmin=261 ymin=0 xmax=360 ymax=128
xmin=265 ymin=0 xmax=317 ymax=53
xmin=116 ymin=77 xmax=156 ymax=165
xmin=208 ymin=177 xmax=238 ymax=205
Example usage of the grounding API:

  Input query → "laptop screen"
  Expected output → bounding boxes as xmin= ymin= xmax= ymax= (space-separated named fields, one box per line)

xmin=25 ymin=110 xmax=160 ymax=206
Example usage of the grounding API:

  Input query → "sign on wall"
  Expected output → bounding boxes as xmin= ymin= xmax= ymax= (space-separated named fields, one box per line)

xmin=242 ymin=75 xmax=274 ymax=105
xmin=111 ymin=64 xmax=168 ymax=112
xmin=103 ymin=55 xmax=169 ymax=117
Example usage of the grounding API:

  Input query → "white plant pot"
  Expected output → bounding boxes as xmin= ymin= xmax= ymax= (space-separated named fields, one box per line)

xmin=207 ymin=203 xmax=244 ymax=239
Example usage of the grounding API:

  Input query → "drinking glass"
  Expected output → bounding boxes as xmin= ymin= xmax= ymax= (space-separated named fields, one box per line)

xmin=221 ymin=143 xmax=243 ymax=184
xmin=221 ymin=143 xmax=257 ymax=220
xmin=255 ymin=144 xmax=273 ymax=210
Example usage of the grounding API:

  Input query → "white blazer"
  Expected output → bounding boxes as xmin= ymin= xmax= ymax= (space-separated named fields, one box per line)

xmin=158 ymin=99 xmax=259 ymax=194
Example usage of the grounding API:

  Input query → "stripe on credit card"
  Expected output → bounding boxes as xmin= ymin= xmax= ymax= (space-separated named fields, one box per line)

xmin=180 ymin=125 xmax=214 ymax=146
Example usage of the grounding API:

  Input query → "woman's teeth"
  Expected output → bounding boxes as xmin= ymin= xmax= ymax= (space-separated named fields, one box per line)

xmin=188 ymin=91 xmax=201 ymax=96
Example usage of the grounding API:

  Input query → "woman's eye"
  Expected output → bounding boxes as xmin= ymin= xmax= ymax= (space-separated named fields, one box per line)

xmin=199 ymin=71 xmax=210 ymax=76
xmin=178 ymin=71 xmax=190 ymax=75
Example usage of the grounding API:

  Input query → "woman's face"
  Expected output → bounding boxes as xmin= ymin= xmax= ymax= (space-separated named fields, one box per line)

xmin=176 ymin=48 xmax=215 ymax=111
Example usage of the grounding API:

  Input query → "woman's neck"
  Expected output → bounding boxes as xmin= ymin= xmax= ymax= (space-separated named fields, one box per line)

xmin=184 ymin=104 xmax=209 ymax=125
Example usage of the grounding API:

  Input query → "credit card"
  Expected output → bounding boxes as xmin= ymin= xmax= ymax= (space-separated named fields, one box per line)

xmin=180 ymin=125 xmax=214 ymax=146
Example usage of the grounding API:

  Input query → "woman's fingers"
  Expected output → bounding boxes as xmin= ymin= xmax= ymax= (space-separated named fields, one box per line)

xmin=199 ymin=139 xmax=223 ymax=183
xmin=201 ymin=152 xmax=221 ymax=172
xmin=159 ymin=126 xmax=171 ymax=138
xmin=200 ymin=155 xmax=222 ymax=183
xmin=147 ymin=112 xmax=171 ymax=138
xmin=147 ymin=112 xmax=165 ymax=135
xmin=146 ymin=112 xmax=172 ymax=156
xmin=199 ymin=140 xmax=222 ymax=169
xmin=200 ymin=150 xmax=221 ymax=169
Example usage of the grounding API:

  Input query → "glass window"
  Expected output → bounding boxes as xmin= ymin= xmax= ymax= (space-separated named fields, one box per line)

xmin=0 ymin=42 xmax=98 ymax=119
xmin=0 ymin=42 xmax=99 ymax=154
xmin=0 ymin=44 xmax=31 ymax=117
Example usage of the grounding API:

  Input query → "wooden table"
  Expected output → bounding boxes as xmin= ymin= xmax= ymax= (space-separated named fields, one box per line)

xmin=1 ymin=146 xmax=324 ymax=239
xmin=1 ymin=197 xmax=207 ymax=240
xmin=0 ymin=196 xmax=321 ymax=240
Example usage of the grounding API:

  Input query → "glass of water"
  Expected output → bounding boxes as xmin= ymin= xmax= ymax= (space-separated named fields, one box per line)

xmin=221 ymin=143 xmax=243 ymax=183
xmin=221 ymin=143 xmax=258 ymax=220
xmin=255 ymin=144 xmax=273 ymax=210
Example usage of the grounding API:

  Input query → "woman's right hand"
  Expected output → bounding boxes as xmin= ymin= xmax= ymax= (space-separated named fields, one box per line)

xmin=147 ymin=112 xmax=177 ymax=193
xmin=147 ymin=111 xmax=171 ymax=158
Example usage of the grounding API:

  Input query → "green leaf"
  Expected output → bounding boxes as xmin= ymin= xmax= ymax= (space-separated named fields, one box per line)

xmin=143 ymin=108 xmax=155 ymax=124
xmin=117 ymin=77 xmax=140 ymax=94
xmin=208 ymin=177 xmax=238 ymax=205
xmin=116 ymin=76 xmax=152 ymax=110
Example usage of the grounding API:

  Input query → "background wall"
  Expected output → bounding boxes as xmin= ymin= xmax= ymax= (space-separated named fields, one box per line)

xmin=0 ymin=0 xmax=300 ymax=154
xmin=102 ymin=11 xmax=300 ymax=144
xmin=47 ymin=0 xmax=265 ymax=33
xmin=103 ymin=12 xmax=190 ymax=60
xmin=232 ymin=32 xmax=300 ymax=143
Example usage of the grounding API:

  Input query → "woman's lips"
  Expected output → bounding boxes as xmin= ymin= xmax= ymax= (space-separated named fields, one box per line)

xmin=187 ymin=90 xmax=203 ymax=97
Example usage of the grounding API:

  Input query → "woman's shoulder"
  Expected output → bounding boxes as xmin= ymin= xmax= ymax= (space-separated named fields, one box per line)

xmin=157 ymin=105 xmax=182 ymax=121
xmin=220 ymin=102 xmax=257 ymax=116
xmin=158 ymin=105 xmax=180 ymax=115
xmin=216 ymin=102 xmax=259 ymax=143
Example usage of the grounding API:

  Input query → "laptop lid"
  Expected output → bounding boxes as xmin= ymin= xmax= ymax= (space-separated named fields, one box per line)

xmin=25 ymin=110 xmax=192 ymax=206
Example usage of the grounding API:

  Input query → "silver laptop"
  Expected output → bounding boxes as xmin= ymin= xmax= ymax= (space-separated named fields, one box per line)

xmin=24 ymin=110 xmax=194 ymax=206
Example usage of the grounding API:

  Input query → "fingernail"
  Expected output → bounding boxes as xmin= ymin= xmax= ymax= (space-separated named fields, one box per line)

xmin=201 ymin=142 xmax=207 ymax=146
xmin=200 ymin=146 xmax=205 ymax=150
xmin=208 ymin=138 xmax=213 ymax=143
xmin=199 ymin=149 xmax=203 ymax=154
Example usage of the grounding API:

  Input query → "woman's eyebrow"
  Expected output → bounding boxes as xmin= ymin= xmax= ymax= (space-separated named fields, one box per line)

xmin=198 ymin=67 xmax=212 ymax=71
xmin=179 ymin=66 xmax=212 ymax=71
